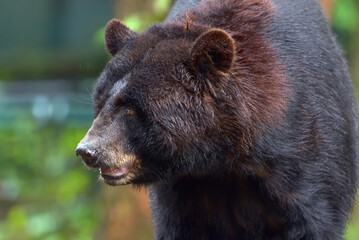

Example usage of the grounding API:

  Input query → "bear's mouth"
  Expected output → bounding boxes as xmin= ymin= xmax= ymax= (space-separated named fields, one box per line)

xmin=100 ymin=166 xmax=129 ymax=179
xmin=97 ymin=156 xmax=139 ymax=186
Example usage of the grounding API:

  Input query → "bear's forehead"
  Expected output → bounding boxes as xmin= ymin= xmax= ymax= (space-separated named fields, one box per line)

xmin=94 ymin=28 xmax=197 ymax=104
xmin=106 ymin=38 xmax=187 ymax=71
xmin=145 ymin=40 xmax=191 ymax=62
xmin=109 ymin=73 xmax=130 ymax=96
xmin=104 ymin=38 xmax=190 ymax=81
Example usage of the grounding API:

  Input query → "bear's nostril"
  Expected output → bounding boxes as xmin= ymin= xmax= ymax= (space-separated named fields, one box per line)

xmin=75 ymin=144 xmax=98 ymax=165
xmin=83 ymin=149 xmax=96 ymax=158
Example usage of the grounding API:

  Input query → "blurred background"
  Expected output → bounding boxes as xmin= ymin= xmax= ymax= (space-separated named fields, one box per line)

xmin=0 ymin=0 xmax=358 ymax=239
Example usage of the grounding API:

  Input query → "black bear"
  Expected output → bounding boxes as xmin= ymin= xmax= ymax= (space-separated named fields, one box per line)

xmin=76 ymin=0 xmax=359 ymax=239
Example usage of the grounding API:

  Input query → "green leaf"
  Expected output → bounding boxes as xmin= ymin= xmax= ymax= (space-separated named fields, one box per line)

xmin=7 ymin=206 xmax=28 ymax=231
xmin=333 ymin=0 xmax=359 ymax=32
xmin=123 ymin=14 xmax=143 ymax=32
xmin=153 ymin=0 xmax=172 ymax=14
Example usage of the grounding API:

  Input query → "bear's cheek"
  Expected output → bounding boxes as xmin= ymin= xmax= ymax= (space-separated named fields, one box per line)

xmin=77 ymin=112 xmax=144 ymax=185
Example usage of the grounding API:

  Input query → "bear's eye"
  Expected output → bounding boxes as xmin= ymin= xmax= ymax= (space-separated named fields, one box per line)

xmin=124 ymin=107 xmax=136 ymax=116
xmin=113 ymin=95 xmax=136 ymax=116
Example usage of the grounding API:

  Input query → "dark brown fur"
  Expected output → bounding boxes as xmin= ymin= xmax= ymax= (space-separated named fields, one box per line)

xmin=173 ymin=0 xmax=289 ymax=153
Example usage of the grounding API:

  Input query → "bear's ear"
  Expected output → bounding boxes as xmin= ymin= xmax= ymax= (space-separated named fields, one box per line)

xmin=105 ymin=19 xmax=138 ymax=56
xmin=189 ymin=29 xmax=235 ymax=75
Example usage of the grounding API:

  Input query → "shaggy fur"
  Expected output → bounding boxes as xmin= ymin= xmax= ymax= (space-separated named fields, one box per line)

xmin=77 ymin=0 xmax=358 ymax=239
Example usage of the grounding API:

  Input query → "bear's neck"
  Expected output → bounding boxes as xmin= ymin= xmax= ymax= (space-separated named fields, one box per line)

xmin=149 ymin=174 xmax=285 ymax=239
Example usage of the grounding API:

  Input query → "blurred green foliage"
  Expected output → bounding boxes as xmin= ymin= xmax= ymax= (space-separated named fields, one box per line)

xmin=0 ymin=0 xmax=358 ymax=239
xmin=332 ymin=2 xmax=359 ymax=239
xmin=123 ymin=0 xmax=171 ymax=32
xmin=93 ymin=0 xmax=171 ymax=47
xmin=333 ymin=0 xmax=359 ymax=32
xmin=0 ymin=115 xmax=100 ymax=240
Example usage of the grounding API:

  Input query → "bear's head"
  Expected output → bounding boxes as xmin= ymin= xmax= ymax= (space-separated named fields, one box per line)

xmin=75 ymin=19 xmax=243 ymax=186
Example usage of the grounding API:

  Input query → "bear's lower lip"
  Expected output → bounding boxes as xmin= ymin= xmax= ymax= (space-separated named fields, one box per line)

xmin=100 ymin=166 xmax=129 ymax=179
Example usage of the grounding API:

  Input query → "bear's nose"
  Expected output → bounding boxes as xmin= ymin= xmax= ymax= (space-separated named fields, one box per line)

xmin=76 ymin=143 xmax=98 ymax=166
